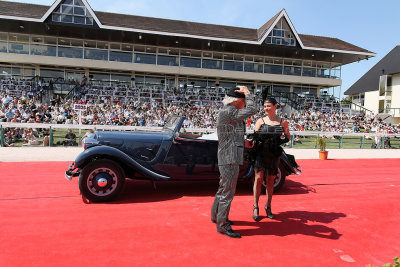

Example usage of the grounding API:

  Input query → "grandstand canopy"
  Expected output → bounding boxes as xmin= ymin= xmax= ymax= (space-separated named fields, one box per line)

xmin=0 ymin=0 xmax=374 ymax=65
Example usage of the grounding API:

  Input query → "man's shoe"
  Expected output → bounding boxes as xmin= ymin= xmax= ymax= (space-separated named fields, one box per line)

xmin=217 ymin=228 xmax=241 ymax=238
xmin=211 ymin=219 xmax=234 ymax=225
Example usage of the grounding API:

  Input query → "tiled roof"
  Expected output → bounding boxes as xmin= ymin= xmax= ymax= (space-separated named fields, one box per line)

xmin=345 ymin=46 xmax=400 ymax=95
xmin=0 ymin=1 xmax=47 ymax=19
xmin=0 ymin=0 xmax=373 ymax=54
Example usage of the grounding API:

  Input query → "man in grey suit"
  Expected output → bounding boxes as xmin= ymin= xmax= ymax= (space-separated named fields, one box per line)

xmin=211 ymin=86 xmax=258 ymax=238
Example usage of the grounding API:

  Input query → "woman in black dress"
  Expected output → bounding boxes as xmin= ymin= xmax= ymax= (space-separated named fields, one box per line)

xmin=252 ymin=98 xmax=290 ymax=221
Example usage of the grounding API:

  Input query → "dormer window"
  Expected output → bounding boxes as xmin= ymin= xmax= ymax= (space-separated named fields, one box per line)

xmin=265 ymin=18 xmax=296 ymax=46
xmin=52 ymin=0 xmax=94 ymax=25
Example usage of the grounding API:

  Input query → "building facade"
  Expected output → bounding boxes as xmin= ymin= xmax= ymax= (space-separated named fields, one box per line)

xmin=0 ymin=0 xmax=374 ymax=99
xmin=345 ymin=46 xmax=400 ymax=124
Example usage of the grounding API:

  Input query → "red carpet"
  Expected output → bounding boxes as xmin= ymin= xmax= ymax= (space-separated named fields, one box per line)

xmin=0 ymin=159 xmax=399 ymax=266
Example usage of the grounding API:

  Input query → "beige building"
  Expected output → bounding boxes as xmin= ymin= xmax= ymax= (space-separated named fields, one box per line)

xmin=0 ymin=0 xmax=374 ymax=103
xmin=345 ymin=46 xmax=400 ymax=124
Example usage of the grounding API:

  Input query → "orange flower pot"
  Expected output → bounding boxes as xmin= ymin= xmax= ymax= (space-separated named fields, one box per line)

xmin=319 ymin=151 xmax=328 ymax=160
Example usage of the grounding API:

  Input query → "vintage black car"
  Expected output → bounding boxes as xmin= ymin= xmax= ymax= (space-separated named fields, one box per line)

xmin=65 ymin=116 xmax=301 ymax=202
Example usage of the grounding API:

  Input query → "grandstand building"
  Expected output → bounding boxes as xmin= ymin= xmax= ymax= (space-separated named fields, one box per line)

xmin=0 ymin=0 xmax=375 ymax=103
xmin=345 ymin=46 xmax=400 ymax=124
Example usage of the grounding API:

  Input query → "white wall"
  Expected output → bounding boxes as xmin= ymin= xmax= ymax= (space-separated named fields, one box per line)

xmin=391 ymin=73 xmax=400 ymax=109
xmin=364 ymin=90 xmax=379 ymax=113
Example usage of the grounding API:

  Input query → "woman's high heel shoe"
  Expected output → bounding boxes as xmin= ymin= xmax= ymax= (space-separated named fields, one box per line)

xmin=253 ymin=206 xmax=260 ymax=221
xmin=265 ymin=205 xmax=274 ymax=219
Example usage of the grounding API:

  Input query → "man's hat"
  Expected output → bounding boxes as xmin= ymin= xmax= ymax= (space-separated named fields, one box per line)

xmin=226 ymin=87 xmax=245 ymax=98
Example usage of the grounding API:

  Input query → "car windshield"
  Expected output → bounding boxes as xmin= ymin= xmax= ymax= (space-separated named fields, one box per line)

xmin=162 ymin=116 xmax=181 ymax=133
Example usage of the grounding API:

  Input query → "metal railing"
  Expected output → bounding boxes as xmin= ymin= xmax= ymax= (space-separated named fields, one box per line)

xmin=1 ymin=122 xmax=399 ymax=149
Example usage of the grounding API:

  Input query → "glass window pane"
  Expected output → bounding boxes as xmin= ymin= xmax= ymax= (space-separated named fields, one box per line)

xmin=302 ymin=67 xmax=316 ymax=77
xmin=58 ymin=46 xmax=83 ymax=58
xmin=74 ymin=6 xmax=85 ymax=15
xmin=31 ymin=36 xmax=43 ymax=43
xmin=134 ymin=53 xmax=156 ymax=64
xmin=74 ymin=16 xmax=85 ymax=24
xmin=121 ymin=44 xmax=132 ymax=51
xmin=97 ymin=42 xmax=108 ymax=49
xmin=61 ymin=5 xmax=74 ymax=14
xmin=0 ymin=32 xmax=7 ymax=41
xmin=158 ymin=55 xmax=178 ymax=66
xmin=0 ymin=66 xmax=11 ymax=77
xmin=85 ymin=48 xmax=108 ymax=61
xmin=224 ymin=54 xmax=234 ymax=60
xmin=273 ymin=86 xmax=290 ymax=94
xmin=213 ymin=53 xmax=223 ymax=59
xmin=110 ymin=43 xmax=120 ymax=50
xmin=111 ymin=74 xmax=131 ymax=83
xmin=8 ymin=43 xmax=29 ymax=54
xmin=264 ymin=64 xmax=282 ymax=74
xmin=85 ymin=17 xmax=93 ymax=25
xmin=283 ymin=66 xmax=301 ymax=76
xmin=70 ymin=39 xmax=83 ymax=47
xmin=110 ymin=51 xmax=132 ymax=62
xmin=244 ymin=62 xmax=263 ymax=73
xmin=202 ymin=59 xmax=222 ymax=70
xmin=169 ymin=49 xmax=179 ymax=55
xmin=74 ymin=0 xmax=84 ymax=6
xmin=223 ymin=61 xmax=243 ymax=71
xmin=52 ymin=14 xmax=61 ymax=22
xmin=145 ymin=46 xmax=156 ymax=54
xmin=134 ymin=46 xmax=145 ymax=52
xmin=61 ymin=15 xmax=73 ymax=23
xmin=31 ymin=44 xmax=56 ymax=57
xmin=0 ymin=42 xmax=7 ymax=52
xmin=44 ymin=37 xmax=57 ymax=45
xmin=191 ymin=50 xmax=202 ymax=57
xmin=203 ymin=52 xmax=212 ymax=58
xmin=84 ymin=40 xmax=96 ymax=48
xmin=180 ymin=57 xmax=201 ymax=68
xmin=64 ymin=0 xmax=73 ymax=4
xmin=41 ymin=69 xmax=64 ymax=79
xmin=158 ymin=48 xmax=168 ymax=54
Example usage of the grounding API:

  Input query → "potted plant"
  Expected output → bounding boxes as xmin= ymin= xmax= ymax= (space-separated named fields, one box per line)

xmin=316 ymin=136 xmax=328 ymax=160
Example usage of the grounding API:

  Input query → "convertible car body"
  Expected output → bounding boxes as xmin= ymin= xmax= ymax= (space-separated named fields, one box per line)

xmin=65 ymin=116 xmax=301 ymax=202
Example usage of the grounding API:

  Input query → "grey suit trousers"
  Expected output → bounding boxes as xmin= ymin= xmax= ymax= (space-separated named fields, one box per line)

xmin=211 ymin=164 xmax=240 ymax=230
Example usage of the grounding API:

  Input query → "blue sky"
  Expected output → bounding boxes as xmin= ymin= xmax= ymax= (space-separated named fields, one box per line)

xmin=6 ymin=0 xmax=400 ymax=98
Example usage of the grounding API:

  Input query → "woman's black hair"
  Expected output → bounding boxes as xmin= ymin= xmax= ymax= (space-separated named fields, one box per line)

xmin=264 ymin=97 xmax=278 ymax=105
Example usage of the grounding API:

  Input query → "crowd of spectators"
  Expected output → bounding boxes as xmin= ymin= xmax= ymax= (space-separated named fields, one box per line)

xmin=1 ymin=77 xmax=399 ymax=147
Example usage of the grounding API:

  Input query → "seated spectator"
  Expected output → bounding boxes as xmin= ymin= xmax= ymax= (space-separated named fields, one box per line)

xmin=63 ymin=129 xmax=77 ymax=146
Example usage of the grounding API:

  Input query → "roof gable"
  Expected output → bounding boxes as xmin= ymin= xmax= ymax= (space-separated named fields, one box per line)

xmin=41 ymin=0 xmax=102 ymax=26
xmin=257 ymin=9 xmax=304 ymax=48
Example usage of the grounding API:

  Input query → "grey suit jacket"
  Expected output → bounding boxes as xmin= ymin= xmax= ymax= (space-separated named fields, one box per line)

xmin=217 ymin=94 xmax=258 ymax=166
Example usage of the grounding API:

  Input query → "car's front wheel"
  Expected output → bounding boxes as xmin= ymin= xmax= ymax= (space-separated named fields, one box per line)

xmin=79 ymin=159 xmax=125 ymax=202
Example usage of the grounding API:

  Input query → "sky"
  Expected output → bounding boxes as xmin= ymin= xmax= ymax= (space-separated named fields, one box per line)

xmin=5 ymin=0 xmax=400 ymax=99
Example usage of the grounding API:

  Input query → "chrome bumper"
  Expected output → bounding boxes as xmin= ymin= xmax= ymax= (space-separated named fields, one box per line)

xmin=65 ymin=163 xmax=80 ymax=180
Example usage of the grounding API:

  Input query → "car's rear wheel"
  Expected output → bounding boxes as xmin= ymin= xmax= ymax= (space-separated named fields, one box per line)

xmin=249 ymin=167 xmax=286 ymax=193
xmin=273 ymin=168 xmax=286 ymax=192
xmin=79 ymin=159 xmax=125 ymax=202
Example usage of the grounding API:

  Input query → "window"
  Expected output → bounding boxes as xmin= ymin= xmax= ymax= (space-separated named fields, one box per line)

xmin=264 ymin=64 xmax=282 ymax=74
xmin=265 ymin=18 xmax=296 ymax=47
xmin=134 ymin=53 xmax=156 ymax=64
xmin=110 ymin=51 xmax=132 ymax=63
xmin=84 ymin=48 xmax=108 ymax=61
xmin=158 ymin=55 xmax=179 ymax=66
xmin=202 ymin=59 xmax=222 ymax=70
xmin=180 ymin=57 xmax=201 ymax=68
xmin=223 ymin=61 xmax=243 ymax=71
xmin=244 ymin=63 xmax=263 ymax=73
xmin=52 ymin=0 xmax=94 ymax=25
